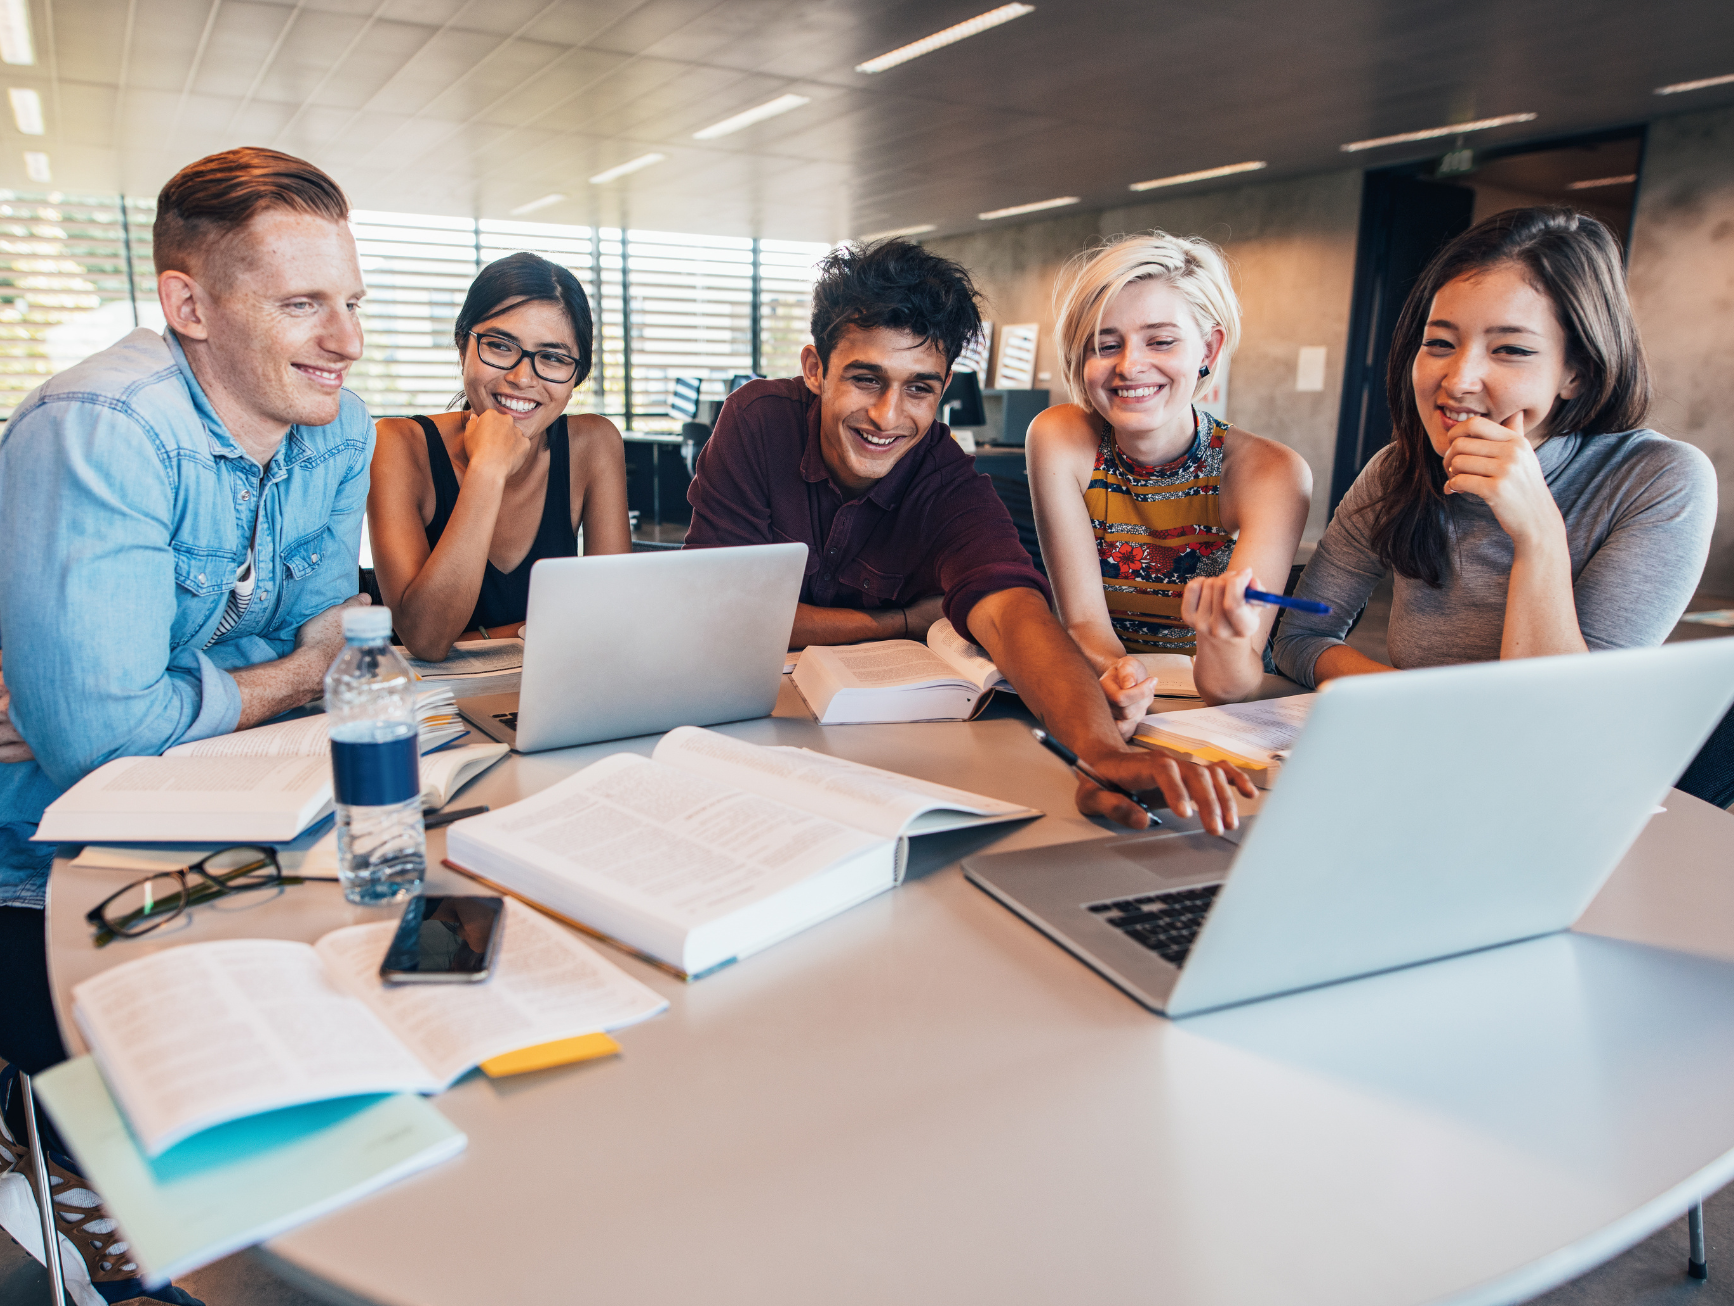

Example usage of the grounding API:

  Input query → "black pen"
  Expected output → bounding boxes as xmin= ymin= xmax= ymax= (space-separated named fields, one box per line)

xmin=1030 ymin=728 xmax=1163 ymax=825
xmin=425 ymin=805 xmax=488 ymax=829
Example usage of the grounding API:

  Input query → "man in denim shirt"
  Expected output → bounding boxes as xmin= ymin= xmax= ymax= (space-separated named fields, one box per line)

xmin=0 ymin=149 xmax=370 ymax=1298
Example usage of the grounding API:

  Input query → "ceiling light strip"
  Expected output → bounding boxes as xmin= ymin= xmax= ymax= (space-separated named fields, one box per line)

xmin=858 ymin=224 xmax=937 ymax=241
xmin=1566 ymin=174 xmax=1638 ymax=190
xmin=978 ymin=195 xmax=1078 ymax=221
xmin=588 ymin=153 xmax=665 ymax=185
xmin=8 ymin=86 xmax=41 ymax=135
xmin=23 ymin=149 xmax=49 ymax=182
xmin=1340 ymin=112 xmax=1537 ymax=153
xmin=0 ymin=0 xmax=32 ymax=66
xmin=693 ymin=93 xmax=811 ymax=140
xmin=1130 ymin=160 xmax=1266 ymax=192
xmin=1655 ymin=72 xmax=1734 ymax=95
xmin=509 ymin=193 xmax=566 ymax=216
xmin=856 ymin=4 xmax=1035 ymax=75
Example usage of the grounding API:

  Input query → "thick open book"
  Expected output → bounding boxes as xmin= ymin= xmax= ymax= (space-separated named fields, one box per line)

xmin=407 ymin=637 xmax=525 ymax=699
xmin=1133 ymin=693 xmax=1316 ymax=788
xmin=37 ymin=704 xmax=508 ymax=844
xmin=164 ymin=709 xmax=507 ymax=811
xmin=793 ymin=618 xmax=1015 ymax=723
xmin=444 ymin=725 xmax=1039 ymax=978
xmin=70 ymin=899 xmax=667 ymax=1156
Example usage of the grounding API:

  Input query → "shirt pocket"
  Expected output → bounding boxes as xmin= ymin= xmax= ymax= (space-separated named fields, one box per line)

xmin=170 ymin=541 xmax=234 ymax=647
xmin=772 ymin=527 xmax=820 ymax=578
xmin=837 ymin=557 xmax=906 ymax=606
xmin=280 ymin=528 xmax=330 ymax=584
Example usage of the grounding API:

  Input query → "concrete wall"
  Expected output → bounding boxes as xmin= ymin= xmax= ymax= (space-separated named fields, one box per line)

xmin=1627 ymin=104 xmax=1734 ymax=597
xmin=925 ymin=169 xmax=1363 ymax=543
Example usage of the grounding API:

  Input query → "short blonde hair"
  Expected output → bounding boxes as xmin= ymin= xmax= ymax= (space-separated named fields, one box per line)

xmin=1052 ymin=232 xmax=1241 ymax=415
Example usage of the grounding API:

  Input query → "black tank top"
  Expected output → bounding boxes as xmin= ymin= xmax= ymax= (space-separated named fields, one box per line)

xmin=416 ymin=414 xmax=577 ymax=631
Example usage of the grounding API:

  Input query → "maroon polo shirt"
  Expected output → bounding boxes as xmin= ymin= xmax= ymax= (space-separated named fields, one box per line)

xmin=684 ymin=378 xmax=1050 ymax=644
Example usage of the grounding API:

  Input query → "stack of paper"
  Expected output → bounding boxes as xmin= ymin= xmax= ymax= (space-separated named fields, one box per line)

xmin=406 ymin=638 xmax=525 ymax=699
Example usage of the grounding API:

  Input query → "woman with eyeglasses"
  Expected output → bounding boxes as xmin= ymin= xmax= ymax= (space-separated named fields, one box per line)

xmin=368 ymin=251 xmax=630 ymax=661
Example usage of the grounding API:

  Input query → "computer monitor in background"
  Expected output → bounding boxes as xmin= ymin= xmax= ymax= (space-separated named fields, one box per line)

xmin=941 ymin=370 xmax=986 ymax=428
xmin=981 ymin=389 xmax=1049 ymax=447
xmin=728 ymin=373 xmax=760 ymax=394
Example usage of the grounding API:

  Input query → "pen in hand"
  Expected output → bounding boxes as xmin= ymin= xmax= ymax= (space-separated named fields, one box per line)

xmin=1030 ymin=728 xmax=1163 ymax=826
xmin=1243 ymin=588 xmax=1331 ymax=615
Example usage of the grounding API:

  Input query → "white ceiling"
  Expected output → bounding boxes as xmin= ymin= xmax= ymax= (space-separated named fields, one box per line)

xmin=12 ymin=0 xmax=1734 ymax=241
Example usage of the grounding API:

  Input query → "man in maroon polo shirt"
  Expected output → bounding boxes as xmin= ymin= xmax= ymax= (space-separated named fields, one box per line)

xmin=686 ymin=240 xmax=1251 ymax=833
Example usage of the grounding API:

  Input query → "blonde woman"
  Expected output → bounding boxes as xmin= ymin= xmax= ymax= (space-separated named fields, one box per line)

xmin=1027 ymin=232 xmax=1311 ymax=721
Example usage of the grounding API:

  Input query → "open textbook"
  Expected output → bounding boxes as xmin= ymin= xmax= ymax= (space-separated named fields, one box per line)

xmin=1133 ymin=693 xmax=1317 ymax=788
xmin=445 ymin=725 xmax=1040 ymax=978
xmin=793 ymin=618 xmax=1014 ymax=723
xmin=407 ymin=637 xmax=525 ymax=699
xmin=69 ymin=899 xmax=667 ymax=1157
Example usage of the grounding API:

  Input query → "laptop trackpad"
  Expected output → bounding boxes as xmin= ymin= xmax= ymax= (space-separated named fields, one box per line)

xmin=1101 ymin=822 xmax=1245 ymax=888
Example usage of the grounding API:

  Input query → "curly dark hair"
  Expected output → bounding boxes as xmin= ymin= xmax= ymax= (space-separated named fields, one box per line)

xmin=809 ymin=239 xmax=983 ymax=368
xmin=1364 ymin=206 xmax=1651 ymax=587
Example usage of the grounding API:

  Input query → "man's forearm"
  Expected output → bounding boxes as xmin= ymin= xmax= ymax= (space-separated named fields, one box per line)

xmin=969 ymin=587 xmax=1126 ymax=764
xmin=231 ymin=649 xmax=329 ymax=729
xmin=790 ymin=602 xmax=908 ymax=649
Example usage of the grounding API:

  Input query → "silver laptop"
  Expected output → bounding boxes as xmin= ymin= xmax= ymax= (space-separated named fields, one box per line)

xmin=965 ymin=639 xmax=1734 ymax=1018
xmin=459 ymin=543 xmax=806 ymax=752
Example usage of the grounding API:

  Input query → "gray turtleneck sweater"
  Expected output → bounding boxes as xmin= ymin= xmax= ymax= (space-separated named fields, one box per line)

xmin=1272 ymin=429 xmax=1718 ymax=689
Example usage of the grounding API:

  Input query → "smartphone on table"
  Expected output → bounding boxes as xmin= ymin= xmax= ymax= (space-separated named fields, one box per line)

xmin=380 ymin=894 xmax=504 ymax=984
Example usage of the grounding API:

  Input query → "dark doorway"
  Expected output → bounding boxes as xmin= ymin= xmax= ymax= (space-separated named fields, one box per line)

xmin=1329 ymin=175 xmax=1474 ymax=510
xmin=1329 ymin=126 xmax=1646 ymax=513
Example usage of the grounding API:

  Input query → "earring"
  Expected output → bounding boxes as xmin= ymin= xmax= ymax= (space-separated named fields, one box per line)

xmin=1198 ymin=364 xmax=1211 ymax=379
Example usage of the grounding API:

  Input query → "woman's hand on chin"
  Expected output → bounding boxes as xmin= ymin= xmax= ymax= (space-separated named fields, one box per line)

xmin=1441 ymin=412 xmax=1564 ymax=549
xmin=462 ymin=407 xmax=538 ymax=479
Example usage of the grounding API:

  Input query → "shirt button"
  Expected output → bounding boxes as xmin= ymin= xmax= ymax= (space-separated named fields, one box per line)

xmin=240 ymin=490 xmax=250 ymax=501
xmin=311 ymin=553 xmax=320 ymax=563
xmin=197 ymin=573 xmax=206 ymax=584
xmin=827 ymin=547 xmax=838 ymax=556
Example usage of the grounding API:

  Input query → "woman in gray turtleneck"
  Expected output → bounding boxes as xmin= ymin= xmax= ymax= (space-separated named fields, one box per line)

xmin=1226 ymin=206 xmax=1715 ymax=688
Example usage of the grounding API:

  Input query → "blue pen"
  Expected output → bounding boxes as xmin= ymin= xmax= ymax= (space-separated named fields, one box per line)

xmin=1244 ymin=588 xmax=1331 ymax=615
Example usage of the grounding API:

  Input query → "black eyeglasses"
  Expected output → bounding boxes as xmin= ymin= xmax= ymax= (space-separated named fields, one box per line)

xmin=85 ymin=847 xmax=335 ymax=947
xmin=468 ymin=332 xmax=580 ymax=384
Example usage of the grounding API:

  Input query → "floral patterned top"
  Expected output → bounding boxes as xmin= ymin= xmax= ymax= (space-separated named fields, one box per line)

xmin=1085 ymin=407 xmax=1234 ymax=655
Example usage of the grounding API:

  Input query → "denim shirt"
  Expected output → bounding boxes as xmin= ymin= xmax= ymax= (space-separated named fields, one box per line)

xmin=0 ymin=328 xmax=373 ymax=908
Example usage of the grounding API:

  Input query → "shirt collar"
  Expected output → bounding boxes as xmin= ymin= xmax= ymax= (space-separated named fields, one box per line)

xmin=798 ymin=384 xmax=934 ymax=509
xmin=165 ymin=328 xmax=308 ymax=479
xmin=1534 ymin=431 xmax=1582 ymax=479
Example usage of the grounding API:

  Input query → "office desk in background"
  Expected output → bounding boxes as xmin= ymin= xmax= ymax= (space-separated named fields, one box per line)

xmin=43 ymin=681 xmax=1734 ymax=1306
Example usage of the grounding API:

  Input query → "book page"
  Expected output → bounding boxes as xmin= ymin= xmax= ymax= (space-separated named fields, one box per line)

xmin=72 ymin=940 xmax=435 ymax=1156
xmin=449 ymin=753 xmax=881 ymax=928
xmin=165 ymin=714 xmax=330 ymax=759
xmin=406 ymin=638 xmax=524 ymax=678
xmin=813 ymin=640 xmax=968 ymax=688
xmin=1136 ymin=653 xmax=1199 ymax=699
xmin=1139 ymin=694 xmax=1316 ymax=763
xmin=417 ymin=741 xmax=508 ymax=808
xmin=653 ymin=726 xmax=1032 ymax=839
xmin=313 ymin=899 xmax=668 ymax=1085
xmin=926 ymin=618 xmax=1009 ymax=692
xmin=76 ymin=756 xmax=327 ymax=808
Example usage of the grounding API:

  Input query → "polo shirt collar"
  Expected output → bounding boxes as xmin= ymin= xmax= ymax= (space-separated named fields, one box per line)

xmin=799 ymin=384 xmax=933 ymax=509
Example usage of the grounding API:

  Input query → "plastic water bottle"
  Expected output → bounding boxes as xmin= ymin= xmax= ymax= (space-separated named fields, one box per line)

xmin=325 ymin=607 xmax=425 ymax=905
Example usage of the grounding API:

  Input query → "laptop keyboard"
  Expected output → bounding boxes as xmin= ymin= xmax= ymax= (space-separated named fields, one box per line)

xmin=1086 ymin=883 xmax=1222 ymax=966
xmin=493 ymin=712 xmax=518 ymax=731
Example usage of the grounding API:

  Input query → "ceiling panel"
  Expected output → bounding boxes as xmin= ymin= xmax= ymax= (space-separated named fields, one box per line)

xmin=8 ymin=0 xmax=1734 ymax=244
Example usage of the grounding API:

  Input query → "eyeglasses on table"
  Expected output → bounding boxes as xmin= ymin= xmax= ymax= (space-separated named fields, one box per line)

xmin=85 ymin=846 xmax=339 ymax=947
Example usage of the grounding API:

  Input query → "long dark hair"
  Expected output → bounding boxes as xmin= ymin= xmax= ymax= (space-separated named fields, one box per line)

xmin=452 ymin=251 xmax=594 ymax=409
xmin=1363 ymin=206 xmax=1651 ymax=586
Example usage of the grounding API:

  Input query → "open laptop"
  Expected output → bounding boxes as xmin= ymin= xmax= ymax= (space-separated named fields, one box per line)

xmin=459 ymin=543 xmax=806 ymax=752
xmin=964 ymin=639 xmax=1734 ymax=1018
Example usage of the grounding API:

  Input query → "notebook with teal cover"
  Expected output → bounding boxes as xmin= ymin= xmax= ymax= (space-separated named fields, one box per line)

xmin=32 ymin=1055 xmax=466 ymax=1287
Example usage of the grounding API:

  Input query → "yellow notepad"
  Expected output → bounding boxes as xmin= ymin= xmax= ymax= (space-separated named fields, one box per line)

xmin=480 ymin=1033 xmax=621 ymax=1078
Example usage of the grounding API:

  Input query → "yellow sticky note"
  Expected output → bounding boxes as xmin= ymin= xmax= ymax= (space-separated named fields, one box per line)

xmin=480 ymin=1033 xmax=621 ymax=1078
